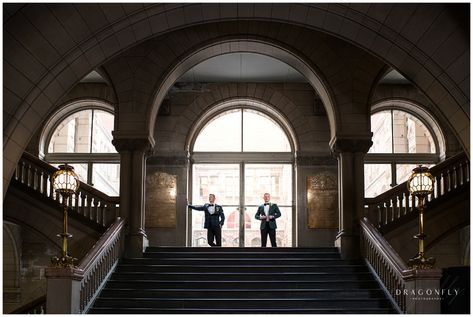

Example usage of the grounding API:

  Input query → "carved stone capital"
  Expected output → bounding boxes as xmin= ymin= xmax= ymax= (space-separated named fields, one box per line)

xmin=112 ymin=133 xmax=155 ymax=154
xmin=329 ymin=134 xmax=373 ymax=156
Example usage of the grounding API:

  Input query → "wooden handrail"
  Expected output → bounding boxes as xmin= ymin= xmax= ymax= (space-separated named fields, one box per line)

xmin=13 ymin=152 xmax=120 ymax=227
xmin=365 ymin=151 xmax=469 ymax=229
xmin=17 ymin=153 xmax=126 ymax=313
xmin=45 ymin=218 xmax=126 ymax=313
xmin=360 ymin=217 xmax=408 ymax=275
xmin=20 ymin=152 xmax=119 ymax=203
xmin=366 ymin=151 xmax=468 ymax=204
xmin=10 ymin=295 xmax=46 ymax=314
xmin=75 ymin=217 xmax=126 ymax=313
xmin=77 ymin=217 xmax=125 ymax=274
xmin=360 ymin=217 xmax=408 ymax=313
xmin=360 ymin=217 xmax=443 ymax=313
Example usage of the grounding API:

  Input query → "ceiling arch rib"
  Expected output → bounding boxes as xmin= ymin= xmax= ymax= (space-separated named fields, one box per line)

xmin=148 ymin=40 xmax=338 ymax=143
xmin=3 ymin=3 xmax=469 ymax=195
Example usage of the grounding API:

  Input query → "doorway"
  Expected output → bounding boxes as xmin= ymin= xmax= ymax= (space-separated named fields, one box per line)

xmin=191 ymin=163 xmax=293 ymax=247
xmin=187 ymin=106 xmax=296 ymax=247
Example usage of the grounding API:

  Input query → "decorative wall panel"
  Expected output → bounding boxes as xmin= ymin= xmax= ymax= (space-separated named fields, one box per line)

xmin=146 ymin=171 xmax=177 ymax=228
xmin=307 ymin=173 xmax=338 ymax=229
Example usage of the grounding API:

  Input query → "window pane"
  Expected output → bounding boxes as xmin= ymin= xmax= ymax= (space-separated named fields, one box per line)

xmin=369 ymin=111 xmax=392 ymax=153
xmin=364 ymin=164 xmax=392 ymax=198
xmin=92 ymin=163 xmax=120 ymax=196
xmin=192 ymin=164 xmax=240 ymax=206
xmin=220 ymin=207 xmax=241 ymax=247
xmin=396 ymin=164 xmax=434 ymax=185
xmin=244 ymin=206 xmax=292 ymax=247
xmin=244 ymin=164 xmax=292 ymax=206
xmin=242 ymin=109 xmax=291 ymax=152
xmin=192 ymin=164 xmax=239 ymax=247
xmin=49 ymin=110 xmax=92 ymax=153
xmin=194 ymin=110 xmax=242 ymax=151
xmin=51 ymin=163 xmax=88 ymax=184
xmin=393 ymin=110 xmax=435 ymax=153
xmin=92 ymin=110 xmax=116 ymax=153
xmin=370 ymin=109 xmax=436 ymax=154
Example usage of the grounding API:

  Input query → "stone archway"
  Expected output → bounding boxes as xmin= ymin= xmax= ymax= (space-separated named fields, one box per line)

xmin=4 ymin=4 xmax=468 ymax=194
xmin=148 ymin=40 xmax=337 ymax=145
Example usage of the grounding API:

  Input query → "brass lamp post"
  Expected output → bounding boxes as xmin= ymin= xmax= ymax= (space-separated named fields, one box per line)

xmin=51 ymin=164 xmax=80 ymax=268
xmin=406 ymin=165 xmax=435 ymax=269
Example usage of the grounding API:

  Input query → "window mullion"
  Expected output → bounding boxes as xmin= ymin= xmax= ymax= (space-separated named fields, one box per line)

xmin=90 ymin=109 xmax=95 ymax=154
xmin=240 ymin=108 xmax=243 ymax=152
xmin=88 ymin=162 xmax=93 ymax=185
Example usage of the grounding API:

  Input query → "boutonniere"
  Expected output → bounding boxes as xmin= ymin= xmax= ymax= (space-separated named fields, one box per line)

xmin=216 ymin=206 xmax=220 ymax=212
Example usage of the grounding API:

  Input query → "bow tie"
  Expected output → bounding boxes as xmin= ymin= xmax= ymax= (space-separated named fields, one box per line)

xmin=208 ymin=204 xmax=214 ymax=206
xmin=264 ymin=203 xmax=270 ymax=206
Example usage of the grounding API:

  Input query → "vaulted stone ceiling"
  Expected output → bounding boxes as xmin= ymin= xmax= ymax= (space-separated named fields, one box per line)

xmin=3 ymin=3 xmax=469 ymax=194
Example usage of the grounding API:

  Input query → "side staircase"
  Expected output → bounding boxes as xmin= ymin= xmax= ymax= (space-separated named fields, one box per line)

xmin=89 ymin=247 xmax=396 ymax=314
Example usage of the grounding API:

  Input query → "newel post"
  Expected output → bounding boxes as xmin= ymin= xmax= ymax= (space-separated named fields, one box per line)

xmin=403 ymin=268 xmax=442 ymax=313
xmin=45 ymin=267 xmax=83 ymax=313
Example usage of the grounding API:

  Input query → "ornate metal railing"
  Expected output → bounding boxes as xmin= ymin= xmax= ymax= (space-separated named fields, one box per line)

xmin=364 ymin=152 xmax=469 ymax=230
xmin=13 ymin=152 xmax=120 ymax=227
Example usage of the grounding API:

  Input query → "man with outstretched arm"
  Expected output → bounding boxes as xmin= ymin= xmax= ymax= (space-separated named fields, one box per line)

xmin=188 ymin=194 xmax=225 ymax=247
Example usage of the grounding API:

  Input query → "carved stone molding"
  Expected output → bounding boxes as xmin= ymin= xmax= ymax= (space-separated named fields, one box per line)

xmin=329 ymin=135 xmax=373 ymax=155
xmin=112 ymin=137 xmax=154 ymax=153
xmin=296 ymin=155 xmax=337 ymax=166
xmin=147 ymin=155 xmax=188 ymax=166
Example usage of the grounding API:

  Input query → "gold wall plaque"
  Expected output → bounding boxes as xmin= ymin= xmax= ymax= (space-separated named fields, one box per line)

xmin=145 ymin=171 xmax=177 ymax=228
xmin=307 ymin=173 xmax=338 ymax=229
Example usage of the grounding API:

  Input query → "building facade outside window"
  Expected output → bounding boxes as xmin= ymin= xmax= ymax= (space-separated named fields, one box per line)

xmin=42 ymin=101 xmax=120 ymax=196
xmin=364 ymin=103 xmax=444 ymax=198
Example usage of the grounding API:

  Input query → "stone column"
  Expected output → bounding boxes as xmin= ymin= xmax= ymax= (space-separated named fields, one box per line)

xmin=330 ymin=135 xmax=372 ymax=260
xmin=113 ymin=135 xmax=154 ymax=258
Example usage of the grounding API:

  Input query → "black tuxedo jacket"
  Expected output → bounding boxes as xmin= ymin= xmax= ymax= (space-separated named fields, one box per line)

xmin=189 ymin=203 xmax=225 ymax=228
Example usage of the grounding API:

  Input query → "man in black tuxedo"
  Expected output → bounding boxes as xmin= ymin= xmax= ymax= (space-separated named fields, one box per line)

xmin=255 ymin=192 xmax=281 ymax=247
xmin=188 ymin=194 xmax=225 ymax=247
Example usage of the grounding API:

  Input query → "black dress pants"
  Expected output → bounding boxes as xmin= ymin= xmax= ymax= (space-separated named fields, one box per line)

xmin=207 ymin=226 xmax=222 ymax=247
xmin=261 ymin=222 xmax=277 ymax=247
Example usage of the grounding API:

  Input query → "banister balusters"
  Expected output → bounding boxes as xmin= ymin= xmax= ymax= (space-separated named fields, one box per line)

xmin=360 ymin=218 xmax=407 ymax=313
xmin=465 ymin=160 xmax=470 ymax=182
xmin=458 ymin=162 xmax=464 ymax=186
xmin=80 ymin=192 xmax=86 ymax=218
xmin=446 ymin=169 xmax=452 ymax=193
xmin=364 ymin=152 xmax=469 ymax=232
xmin=41 ymin=169 xmax=47 ymax=195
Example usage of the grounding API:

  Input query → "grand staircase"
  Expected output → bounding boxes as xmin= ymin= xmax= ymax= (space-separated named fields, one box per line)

xmin=89 ymin=247 xmax=396 ymax=314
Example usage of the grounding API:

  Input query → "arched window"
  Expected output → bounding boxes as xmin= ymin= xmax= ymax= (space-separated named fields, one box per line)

xmin=365 ymin=104 xmax=444 ymax=197
xmin=193 ymin=108 xmax=291 ymax=152
xmin=43 ymin=102 xmax=120 ymax=196
xmin=189 ymin=104 xmax=295 ymax=247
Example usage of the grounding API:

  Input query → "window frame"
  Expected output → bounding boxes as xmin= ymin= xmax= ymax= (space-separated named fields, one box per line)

xmin=40 ymin=100 xmax=120 ymax=194
xmin=192 ymin=107 xmax=293 ymax=154
xmin=365 ymin=101 xmax=444 ymax=192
